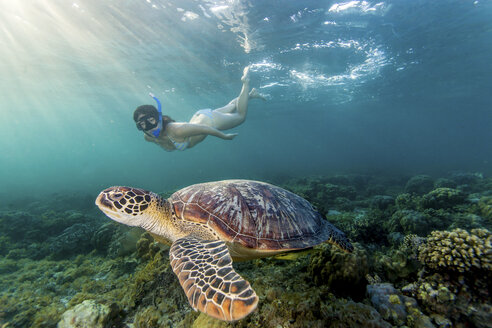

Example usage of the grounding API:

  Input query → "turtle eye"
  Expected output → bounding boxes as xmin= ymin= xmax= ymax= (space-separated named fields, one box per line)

xmin=109 ymin=192 xmax=124 ymax=201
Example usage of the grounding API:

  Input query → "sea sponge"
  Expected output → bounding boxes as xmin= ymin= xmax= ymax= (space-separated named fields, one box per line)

xmin=418 ymin=228 xmax=492 ymax=272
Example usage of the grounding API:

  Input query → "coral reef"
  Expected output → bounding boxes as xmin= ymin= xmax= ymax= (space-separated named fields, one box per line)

xmin=418 ymin=228 xmax=491 ymax=272
xmin=478 ymin=196 xmax=492 ymax=221
xmin=0 ymin=209 xmax=102 ymax=260
xmin=450 ymin=171 xmax=483 ymax=186
xmin=433 ymin=178 xmax=457 ymax=189
xmin=366 ymin=282 xmax=434 ymax=327
xmin=308 ymin=243 xmax=368 ymax=299
xmin=1 ymin=173 xmax=492 ymax=328
xmin=402 ymin=228 xmax=492 ymax=327
xmin=374 ymin=250 xmax=420 ymax=283
xmin=402 ymin=272 xmax=492 ymax=328
xmin=49 ymin=223 xmax=97 ymax=260
xmin=421 ymin=188 xmax=465 ymax=209
xmin=385 ymin=208 xmax=454 ymax=237
xmin=395 ymin=193 xmax=420 ymax=211
xmin=328 ymin=210 xmax=388 ymax=245
xmin=404 ymin=175 xmax=434 ymax=195
xmin=370 ymin=195 xmax=395 ymax=210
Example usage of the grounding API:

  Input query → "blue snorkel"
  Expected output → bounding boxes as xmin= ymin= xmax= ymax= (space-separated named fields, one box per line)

xmin=149 ymin=92 xmax=162 ymax=137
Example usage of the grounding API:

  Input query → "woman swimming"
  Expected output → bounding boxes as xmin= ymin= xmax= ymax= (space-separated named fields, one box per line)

xmin=133 ymin=66 xmax=265 ymax=151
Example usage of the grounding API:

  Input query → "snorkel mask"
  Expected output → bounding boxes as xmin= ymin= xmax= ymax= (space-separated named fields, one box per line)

xmin=136 ymin=93 xmax=163 ymax=137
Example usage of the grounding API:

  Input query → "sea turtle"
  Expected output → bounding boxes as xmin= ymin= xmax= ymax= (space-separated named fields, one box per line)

xmin=95 ymin=180 xmax=353 ymax=322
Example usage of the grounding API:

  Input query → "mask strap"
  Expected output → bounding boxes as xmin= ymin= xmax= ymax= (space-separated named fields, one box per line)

xmin=149 ymin=92 xmax=163 ymax=137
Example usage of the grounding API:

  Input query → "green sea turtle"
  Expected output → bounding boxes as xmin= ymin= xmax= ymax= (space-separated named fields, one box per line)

xmin=95 ymin=180 xmax=353 ymax=322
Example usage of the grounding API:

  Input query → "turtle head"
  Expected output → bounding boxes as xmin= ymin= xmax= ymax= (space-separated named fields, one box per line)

xmin=95 ymin=186 xmax=163 ymax=228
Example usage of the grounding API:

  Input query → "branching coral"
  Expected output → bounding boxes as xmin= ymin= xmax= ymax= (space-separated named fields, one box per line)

xmin=418 ymin=228 xmax=491 ymax=272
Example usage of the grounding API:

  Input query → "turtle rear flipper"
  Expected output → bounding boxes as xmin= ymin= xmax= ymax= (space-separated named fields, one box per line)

xmin=170 ymin=237 xmax=258 ymax=322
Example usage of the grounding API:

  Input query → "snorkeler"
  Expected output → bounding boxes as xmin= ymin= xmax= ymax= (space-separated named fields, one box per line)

xmin=133 ymin=66 xmax=265 ymax=151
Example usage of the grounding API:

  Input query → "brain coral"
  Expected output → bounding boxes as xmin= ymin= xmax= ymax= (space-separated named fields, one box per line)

xmin=418 ymin=228 xmax=491 ymax=272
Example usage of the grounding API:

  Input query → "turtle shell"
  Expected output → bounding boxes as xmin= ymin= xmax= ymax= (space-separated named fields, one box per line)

xmin=169 ymin=180 xmax=352 ymax=251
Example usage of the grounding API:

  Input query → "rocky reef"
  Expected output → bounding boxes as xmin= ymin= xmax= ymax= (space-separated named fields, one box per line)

xmin=0 ymin=172 xmax=491 ymax=328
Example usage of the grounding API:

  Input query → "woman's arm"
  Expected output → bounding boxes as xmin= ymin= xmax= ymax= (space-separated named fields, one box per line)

xmin=169 ymin=123 xmax=237 ymax=140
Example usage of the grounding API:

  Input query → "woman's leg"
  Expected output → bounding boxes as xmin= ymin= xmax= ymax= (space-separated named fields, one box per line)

xmin=215 ymin=88 xmax=265 ymax=114
xmin=214 ymin=66 xmax=251 ymax=115
xmin=234 ymin=65 xmax=251 ymax=121
xmin=191 ymin=66 xmax=263 ymax=130
xmin=214 ymin=99 xmax=237 ymax=114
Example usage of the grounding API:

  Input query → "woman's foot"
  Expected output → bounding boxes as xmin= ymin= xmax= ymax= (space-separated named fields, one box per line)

xmin=249 ymin=88 xmax=267 ymax=101
xmin=241 ymin=65 xmax=250 ymax=84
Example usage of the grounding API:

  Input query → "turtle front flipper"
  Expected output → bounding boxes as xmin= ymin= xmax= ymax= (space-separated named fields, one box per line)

xmin=169 ymin=237 xmax=258 ymax=322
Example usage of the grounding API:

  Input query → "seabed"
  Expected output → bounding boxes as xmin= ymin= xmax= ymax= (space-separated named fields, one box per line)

xmin=0 ymin=173 xmax=491 ymax=328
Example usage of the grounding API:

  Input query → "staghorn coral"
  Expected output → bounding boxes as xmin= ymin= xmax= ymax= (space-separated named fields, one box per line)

xmin=418 ymin=228 xmax=491 ymax=273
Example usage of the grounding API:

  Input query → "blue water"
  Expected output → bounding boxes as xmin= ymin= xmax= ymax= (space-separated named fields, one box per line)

xmin=1 ymin=0 xmax=491 ymax=202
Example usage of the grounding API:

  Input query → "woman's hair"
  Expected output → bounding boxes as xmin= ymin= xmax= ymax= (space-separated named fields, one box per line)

xmin=133 ymin=105 xmax=175 ymax=130
xmin=133 ymin=105 xmax=158 ymax=122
